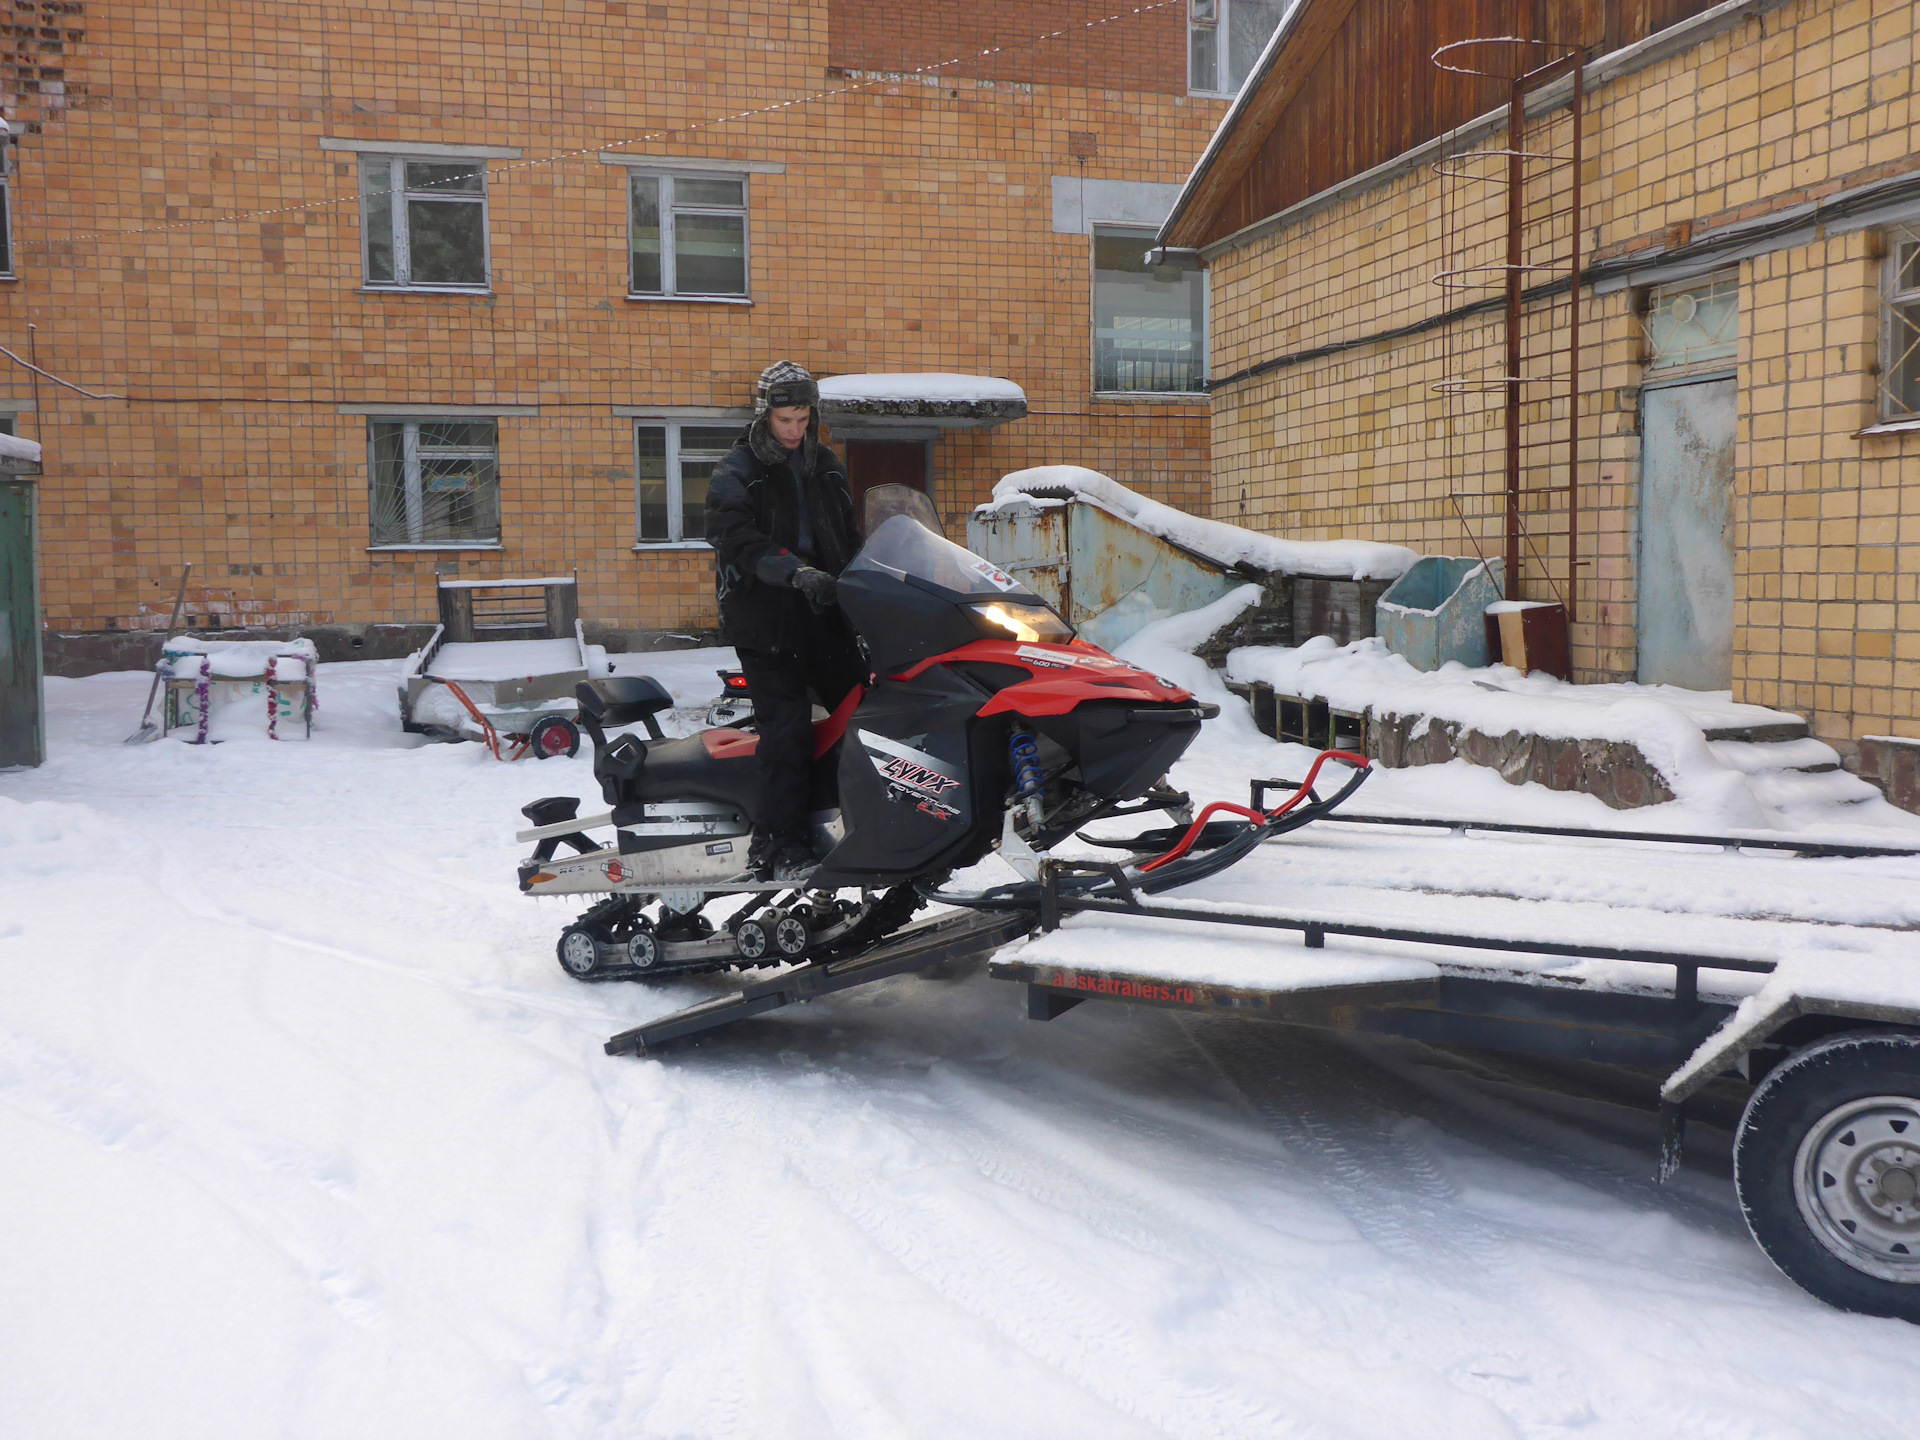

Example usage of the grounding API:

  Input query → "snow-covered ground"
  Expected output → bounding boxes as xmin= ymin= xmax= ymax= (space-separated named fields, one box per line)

xmin=6 ymin=648 xmax=1920 ymax=1439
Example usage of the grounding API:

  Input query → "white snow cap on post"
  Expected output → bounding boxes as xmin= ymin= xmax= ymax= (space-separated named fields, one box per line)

xmin=981 ymin=466 xmax=1419 ymax=581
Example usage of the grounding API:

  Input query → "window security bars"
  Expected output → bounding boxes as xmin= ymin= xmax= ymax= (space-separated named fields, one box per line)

xmin=1881 ymin=225 xmax=1920 ymax=421
xmin=1093 ymin=226 xmax=1206 ymax=395
xmin=635 ymin=421 xmax=737 ymax=542
xmin=368 ymin=420 xmax=500 ymax=547
xmin=1642 ymin=270 xmax=1740 ymax=374
xmin=629 ymin=173 xmax=749 ymax=298
xmin=360 ymin=158 xmax=490 ymax=290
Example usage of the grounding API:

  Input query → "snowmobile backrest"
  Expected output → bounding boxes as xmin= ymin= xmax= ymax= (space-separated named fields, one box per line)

xmin=577 ymin=676 xmax=672 ymax=737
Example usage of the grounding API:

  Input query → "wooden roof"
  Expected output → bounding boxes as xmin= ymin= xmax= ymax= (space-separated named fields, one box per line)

xmin=1162 ymin=0 xmax=1731 ymax=251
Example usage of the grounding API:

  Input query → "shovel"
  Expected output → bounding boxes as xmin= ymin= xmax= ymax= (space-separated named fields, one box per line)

xmin=124 ymin=563 xmax=194 ymax=744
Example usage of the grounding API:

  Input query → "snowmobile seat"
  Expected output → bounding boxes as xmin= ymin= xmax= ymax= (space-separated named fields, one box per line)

xmin=610 ymin=728 xmax=765 ymax=823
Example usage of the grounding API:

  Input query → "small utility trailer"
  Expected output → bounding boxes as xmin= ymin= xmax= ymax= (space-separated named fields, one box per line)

xmin=606 ymin=769 xmax=1920 ymax=1323
xmin=400 ymin=576 xmax=604 ymax=759
xmin=979 ymin=779 xmax=1920 ymax=1325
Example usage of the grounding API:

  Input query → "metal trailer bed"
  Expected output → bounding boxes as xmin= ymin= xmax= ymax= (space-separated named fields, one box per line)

xmin=399 ymin=575 xmax=597 ymax=759
xmin=607 ymin=776 xmax=1920 ymax=1320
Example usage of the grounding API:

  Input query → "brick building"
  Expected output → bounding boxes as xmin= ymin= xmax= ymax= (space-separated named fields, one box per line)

xmin=1 ymin=0 xmax=1292 ymax=657
xmin=1157 ymin=0 xmax=1920 ymax=765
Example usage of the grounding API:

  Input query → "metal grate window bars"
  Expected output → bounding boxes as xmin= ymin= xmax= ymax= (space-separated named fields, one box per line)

xmin=1881 ymin=225 xmax=1920 ymax=421
xmin=369 ymin=419 xmax=500 ymax=547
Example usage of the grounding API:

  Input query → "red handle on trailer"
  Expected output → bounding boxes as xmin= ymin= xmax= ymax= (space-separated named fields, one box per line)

xmin=1137 ymin=750 xmax=1370 ymax=873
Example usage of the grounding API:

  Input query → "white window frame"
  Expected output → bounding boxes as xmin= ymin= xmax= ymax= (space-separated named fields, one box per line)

xmin=632 ymin=418 xmax=740 ymax=547
xmin=1879 ymin=222 xmax=1920 ymax=423
xmin=1187 ymin=0 xmax=1283 ymax=98
xmin=366 ymin=417 xmax=502 ymax=550
xmin=627 ymin=170 xmax=751 ymax=301
xmin=358 ymin=154 xmax=493 ymax=294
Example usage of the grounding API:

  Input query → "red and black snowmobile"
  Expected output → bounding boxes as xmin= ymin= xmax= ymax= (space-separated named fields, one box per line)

xmin=516 ymin=487 xmax=1368 ymax=983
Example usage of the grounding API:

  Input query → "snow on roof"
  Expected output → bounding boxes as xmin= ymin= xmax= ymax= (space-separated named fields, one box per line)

xmin=0 ymin=431 xmax=42 ymax=465
xmin=817 ymin=373 xmax=1026 ymax=405
xmin=980 ymin=466 xmax=1418 ymax=582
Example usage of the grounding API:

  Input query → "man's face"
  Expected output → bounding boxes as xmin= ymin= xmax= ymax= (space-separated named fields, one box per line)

xmin=768 ymin=405 xmax=810 ymax=450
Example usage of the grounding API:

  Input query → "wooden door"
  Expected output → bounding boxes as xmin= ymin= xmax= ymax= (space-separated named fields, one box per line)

xmin=843 ymin=440 xmax=927 ymax=533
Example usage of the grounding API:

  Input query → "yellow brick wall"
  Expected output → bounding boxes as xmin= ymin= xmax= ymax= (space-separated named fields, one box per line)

xmin=2 ymin=1 xmax=1219 ymax=638
xmin=1205 ymin=0 xmax=1920 ymax=752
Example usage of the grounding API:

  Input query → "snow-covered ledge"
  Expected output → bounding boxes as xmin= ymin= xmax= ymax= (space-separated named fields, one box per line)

xmin=816 ymin=372 xmax=1027 ymax=431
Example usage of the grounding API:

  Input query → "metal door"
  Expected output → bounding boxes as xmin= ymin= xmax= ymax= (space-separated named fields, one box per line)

xmin=0 ymin=477 xmax=42 ymax=767
xmin=1637 ymin=375 xmax=1735 ymax=689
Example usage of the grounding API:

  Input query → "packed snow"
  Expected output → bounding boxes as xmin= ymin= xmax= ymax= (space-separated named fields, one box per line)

xmin=162 ymin=635 xmax=318 ymax=680
xmin=817 ymin=372 xmax=1026 ymax=404
xmin=8 ymin=637 xmax=1920 ymax=1437
xmin=425 ymin=638 xmax=590 ymax=683
xmin=982 ymin=467 xmax=1419 ymax=581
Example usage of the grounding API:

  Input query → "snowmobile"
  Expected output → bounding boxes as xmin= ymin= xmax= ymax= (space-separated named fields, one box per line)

xmin=514 ymin=485 xmax=1234 ymax=982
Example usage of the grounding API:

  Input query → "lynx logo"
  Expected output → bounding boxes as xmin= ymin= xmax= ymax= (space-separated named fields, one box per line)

xmin=858 ymin=729 xmax=964 ymax=819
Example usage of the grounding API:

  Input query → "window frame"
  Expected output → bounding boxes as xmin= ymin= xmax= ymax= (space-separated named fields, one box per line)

xmin=1089 ymin=223 xmax=1209 ymax=400
xmin=631 ymin=418 xmax=740 ymax=547
xmin=1186 ymin=0 xmax=1283 ymax=98
xmin=0 ymin=163 xmax=15 ymax=280
xmin=1878 ymin=224 xmax=1920 ymax=423
xmin=365 ymin=417 xmax=503 ymax=550
xmin=626 ymin=169 xmax=752 ymax=302
xmin=358 ymin=155 xmax=493 ymax=294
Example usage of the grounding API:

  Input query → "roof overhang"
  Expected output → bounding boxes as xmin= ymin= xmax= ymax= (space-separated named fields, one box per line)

xmin=1156 ymin=0 xmax=1357 ymax=252
xmin=816 ymin=374 xmax=1028 ymax=433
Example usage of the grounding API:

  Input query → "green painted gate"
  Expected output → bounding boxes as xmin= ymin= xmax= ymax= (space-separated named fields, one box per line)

xmin=0 ymin=474 xmax=41 ymax=768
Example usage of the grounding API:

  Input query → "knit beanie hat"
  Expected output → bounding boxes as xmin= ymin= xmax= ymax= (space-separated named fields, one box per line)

xmin=755 ymin=360 xmax=818 ymax=415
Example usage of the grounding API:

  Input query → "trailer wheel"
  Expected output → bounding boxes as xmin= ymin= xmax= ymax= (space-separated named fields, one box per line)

xmin=557 ymin=925 xmax=605 ymax=980
xmin=1735 ymin=1030 xmax=1920 ymax=1321
xmin=529 ymin=715 xmax=581 ymax=760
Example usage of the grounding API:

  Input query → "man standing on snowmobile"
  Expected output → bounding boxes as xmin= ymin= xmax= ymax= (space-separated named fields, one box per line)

xmin=706 ymin=361 xmax=865 ymax=881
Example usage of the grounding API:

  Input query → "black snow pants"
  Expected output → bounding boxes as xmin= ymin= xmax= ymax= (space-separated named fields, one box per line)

xmin=735 ymin=610 xmax=866 ymax=841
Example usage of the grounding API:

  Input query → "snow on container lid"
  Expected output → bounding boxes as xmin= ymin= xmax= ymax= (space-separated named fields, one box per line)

xmin=979 ymin=466 xmax=1418 ymax=582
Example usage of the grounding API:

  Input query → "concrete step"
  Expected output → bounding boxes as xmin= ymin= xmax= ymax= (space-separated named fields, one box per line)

xmin=1701 ymin=719 xmax=1810 ymax=743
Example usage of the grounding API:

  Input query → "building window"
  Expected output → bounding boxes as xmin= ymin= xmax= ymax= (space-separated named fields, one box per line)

xmin=1188 ymin=0 xmax=1285 ymax=96
xmin=1880 ymin=225 xmax=1920 ymax=420
xmin=629 ymin=172 xmax=749 ymax=298
xmin=368 ymin=419 xmax=500 ymax=547
xmin=1642 ymin=270 xmax=1740 ymax=374
xmin=1093 ymin=226 xmax=1206 ymax=395
xmin=635 ymin=421 xmax=738 ymax=543
xmin=358 ymin=157 xmax=491 ymax=290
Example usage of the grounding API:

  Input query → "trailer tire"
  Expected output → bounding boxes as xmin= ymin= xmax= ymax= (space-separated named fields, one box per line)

xmin=1734 ymin=1030 xmax=1920 ymax=1321
xmin=530 ymin=715 xmax=581 ymax=760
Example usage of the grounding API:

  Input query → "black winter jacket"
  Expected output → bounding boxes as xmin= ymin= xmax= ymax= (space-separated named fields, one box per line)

xmin=705 ymin=415 xmax=860 ymax=651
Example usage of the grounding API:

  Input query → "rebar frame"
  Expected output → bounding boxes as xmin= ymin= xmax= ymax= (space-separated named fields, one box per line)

xmin=1432 ymin=38 xmax=1586 ymax=610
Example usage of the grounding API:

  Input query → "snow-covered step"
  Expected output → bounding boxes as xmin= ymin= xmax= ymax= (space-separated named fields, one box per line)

xmin=1706 ymin=736 xmax=1840 ymax=775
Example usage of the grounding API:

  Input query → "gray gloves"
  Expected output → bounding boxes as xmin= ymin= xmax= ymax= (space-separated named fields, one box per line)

xmin=792 ymin=566 xmax=838 ymax=611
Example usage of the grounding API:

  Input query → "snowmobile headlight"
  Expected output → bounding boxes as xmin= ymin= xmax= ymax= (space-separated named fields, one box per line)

xmin=970 ymin=602 xmax=1073 ymax=644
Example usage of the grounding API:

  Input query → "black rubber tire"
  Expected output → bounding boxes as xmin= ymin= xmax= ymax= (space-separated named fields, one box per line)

xmin=556 ymin=924 xmax=605 ymax=979
xmin=529 ymin=714 xmax=581 ymax=760
xmin=1734 ymin=1029 xmax=1920 ymax=1322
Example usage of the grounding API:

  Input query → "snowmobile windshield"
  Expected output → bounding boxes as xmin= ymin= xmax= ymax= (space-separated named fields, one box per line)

xmin=838 ymin=513 xmax=1074 ymax=669
xmin=848 ymin=514 xmax=1059 ymax=610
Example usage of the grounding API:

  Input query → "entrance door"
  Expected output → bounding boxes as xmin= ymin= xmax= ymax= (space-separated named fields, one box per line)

xmin=1637 ymin=375 xmax=1736 ymax=688
xmin=843 ymin=440 xmax=927 ymax=533
xmin=0 ymin=478 xmax=42 ymax=768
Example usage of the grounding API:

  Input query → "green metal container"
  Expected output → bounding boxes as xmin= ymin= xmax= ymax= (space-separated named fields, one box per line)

xmin=0 ymin=469 xmax=42 ymax=768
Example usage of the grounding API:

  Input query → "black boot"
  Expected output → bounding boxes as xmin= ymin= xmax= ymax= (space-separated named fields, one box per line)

xmin=740 ymin=830 xmax=776 ymax=880
xmin=765 ymin=834 xmax=818 ymax=882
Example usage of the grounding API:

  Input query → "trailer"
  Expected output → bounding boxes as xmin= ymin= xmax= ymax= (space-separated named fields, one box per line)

xmin=604 ymin=770 xmax=1920 ymax=1322
xmin=399 ymin=575 xmax=603 ymax=759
